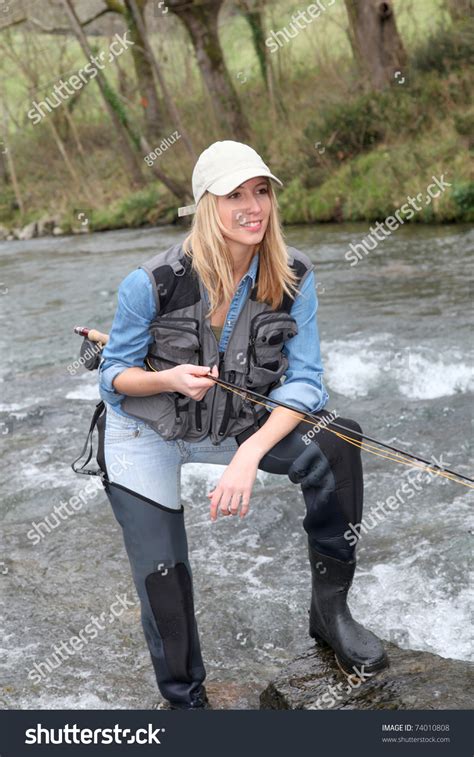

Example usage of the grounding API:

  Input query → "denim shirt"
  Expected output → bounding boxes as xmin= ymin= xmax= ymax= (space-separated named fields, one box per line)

xmin=99 ymin=252 xmax=329 ymax=418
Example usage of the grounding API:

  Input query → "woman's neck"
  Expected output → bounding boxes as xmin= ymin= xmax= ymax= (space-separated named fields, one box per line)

xmin=226 ymin=240 xmax=258 ymax=284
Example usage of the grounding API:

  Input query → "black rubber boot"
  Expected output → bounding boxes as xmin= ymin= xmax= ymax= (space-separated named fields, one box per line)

xmin=308 ymin=544 xmax=388 ymax=676
xmin=283 ymin=419 xmax=388 ymax=678
xmin=103 ymin=478 xmax=208 ymax=709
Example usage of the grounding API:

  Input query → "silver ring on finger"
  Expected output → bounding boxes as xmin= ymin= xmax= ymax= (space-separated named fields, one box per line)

xmin=229 ymin=496 xmax=240 ymax=513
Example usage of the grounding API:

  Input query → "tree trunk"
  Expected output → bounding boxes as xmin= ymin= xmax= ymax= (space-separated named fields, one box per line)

xmin=238 ymin=0 xmax=286 ymax=120
xmin=138 ymin=136 xmax=191 ymax=201
xmin=127 ymin=0 xmax=196 ymax=159
xmin=1 ymin=106 xmax=24 ymax=215
xmin=61 ymin=0 xmax=145 ymax=187
xmin=238 ymin=0 xmax=268 ymax=83
xmin=46 ymin=117 xmax=91 ymax=196
xmin=446 ymin=0 xmax=474 ymax=21
xmin=168 ymin=0 xmax=250 ymax=141
xmin=344 ymin=0 xmax=407 ymax=90
xmin=123 ymin=0 xmax=165 ymax=139
xmin=0 ymin=148 xmax=8 ymax=186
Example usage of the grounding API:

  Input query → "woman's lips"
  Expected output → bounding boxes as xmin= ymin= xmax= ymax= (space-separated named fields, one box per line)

xmin=240 ymin=219 xmax=262 ymax=232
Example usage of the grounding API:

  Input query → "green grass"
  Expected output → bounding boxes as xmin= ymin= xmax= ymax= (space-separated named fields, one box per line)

xmin=278 ymin=121 xmax=472 ymax=224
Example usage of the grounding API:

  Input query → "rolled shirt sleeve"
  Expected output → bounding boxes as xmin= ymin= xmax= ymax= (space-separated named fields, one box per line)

xmin=99 ymin=269 xmax=157 ymax=407
xmin=267 ymin=270 xmax=329 ymax=414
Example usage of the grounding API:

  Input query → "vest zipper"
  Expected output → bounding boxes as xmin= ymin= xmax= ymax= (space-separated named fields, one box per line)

xmin=246 ymin=336 xmax=256 ymax=375
xmin=195 ymin=401 xmax=202 ymax=431
xmin=206 ymin=285 xmax=255 ymax=442
xmin=194 ymin=342 xmax=205 ymax=432
xmin=174 ymin=395 xmax=183 ymax=425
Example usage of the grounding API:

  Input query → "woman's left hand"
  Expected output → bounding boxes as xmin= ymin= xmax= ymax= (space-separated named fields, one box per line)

xmin=207 ymin=446 xmax=260 ymax=521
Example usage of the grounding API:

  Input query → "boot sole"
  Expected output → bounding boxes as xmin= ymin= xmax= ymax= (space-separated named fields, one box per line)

xmin=335 ymin=652 xmax=389 ymax=679
xmin=311 ymin=627 xmax=389 ymax=677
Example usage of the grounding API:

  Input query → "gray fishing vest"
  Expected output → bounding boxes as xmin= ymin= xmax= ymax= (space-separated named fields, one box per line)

xmin=122 ymin=243 xmax=314 ymax=444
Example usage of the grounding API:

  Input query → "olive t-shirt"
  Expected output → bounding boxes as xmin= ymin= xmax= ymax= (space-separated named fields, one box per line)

xmin=211 ymin=324 xmax=223 ymax=344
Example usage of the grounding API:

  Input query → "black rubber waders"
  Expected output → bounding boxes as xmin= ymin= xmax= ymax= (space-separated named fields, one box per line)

xmin=103 ymin=479 xmax=206 ymax=707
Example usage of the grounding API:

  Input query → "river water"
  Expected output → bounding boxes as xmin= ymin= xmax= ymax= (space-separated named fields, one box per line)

xmin=0 ymin=224 xmax=472 ymax=709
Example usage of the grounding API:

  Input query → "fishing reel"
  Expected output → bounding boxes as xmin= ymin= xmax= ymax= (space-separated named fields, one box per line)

xmin=74 ymin=326 xmax=108 ymax=371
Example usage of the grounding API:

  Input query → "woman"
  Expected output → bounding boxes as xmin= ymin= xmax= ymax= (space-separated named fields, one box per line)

xmin=98 ymin=140 xmax=388 ymax=710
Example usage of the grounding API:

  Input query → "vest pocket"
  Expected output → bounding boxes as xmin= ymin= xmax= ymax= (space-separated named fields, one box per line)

xmin=140 ymin=316 xmax=202 ymax=439
xmin=246 ymin=312 xmax=298 ymax=388
xmin=147 ymin=316 xmax=201 ymax=370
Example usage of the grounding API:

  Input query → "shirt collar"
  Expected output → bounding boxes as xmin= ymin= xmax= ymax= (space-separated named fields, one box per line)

xmin=240 ymin=251 xmax=259 ymax=287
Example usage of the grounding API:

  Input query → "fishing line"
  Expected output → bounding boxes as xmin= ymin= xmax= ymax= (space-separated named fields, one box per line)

xmin=72 ymin=326 xmax=473 ymax=489
xmin=210 ymin=376 xmax=474 ymax=490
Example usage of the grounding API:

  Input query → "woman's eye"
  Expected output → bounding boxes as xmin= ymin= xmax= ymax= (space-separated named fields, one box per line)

xmin=228 ymin=192 xmax=240 ymax=200
xmin=257 ymin=187 xmax=269 ymax=194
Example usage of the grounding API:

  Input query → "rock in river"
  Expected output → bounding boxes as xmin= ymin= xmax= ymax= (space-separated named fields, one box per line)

xmin=260 ymin=641 xmax=472 ymax=709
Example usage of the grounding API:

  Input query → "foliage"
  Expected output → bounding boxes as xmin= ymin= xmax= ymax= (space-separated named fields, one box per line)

xmin=0 ymin=2 xmax=472 ymax=229
xmin=411 ymin=18 xmax=474 ymax=74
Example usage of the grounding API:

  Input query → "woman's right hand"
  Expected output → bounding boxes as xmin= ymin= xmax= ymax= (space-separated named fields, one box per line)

xmin=166 ymin=363 xmax=218 ymax=400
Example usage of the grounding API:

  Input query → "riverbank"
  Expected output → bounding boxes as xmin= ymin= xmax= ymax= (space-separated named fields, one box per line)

xmin=1 ymin=116 xmax=472 ymax=242
xmin=0 ymin=17 xmax=472 ymax=236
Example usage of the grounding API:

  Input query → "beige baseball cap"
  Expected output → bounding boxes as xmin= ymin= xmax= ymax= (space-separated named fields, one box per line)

xmin=178 ymin=140 xmax=283 ymax=216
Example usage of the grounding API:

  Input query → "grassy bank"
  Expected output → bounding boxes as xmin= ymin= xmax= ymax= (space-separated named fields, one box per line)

xmin=0 ymin=2 xmax=472 ymax=233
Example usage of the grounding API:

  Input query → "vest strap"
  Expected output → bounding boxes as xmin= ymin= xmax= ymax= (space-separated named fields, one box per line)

xmin=170 ymin=260 xmax=186 ymax=276
xmin=71 ymin=401 xmax=106 ymax=478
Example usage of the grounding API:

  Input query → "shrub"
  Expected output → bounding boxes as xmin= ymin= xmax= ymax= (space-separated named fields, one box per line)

xmin=412 ymin=20 xmax=474 ymax=74
xmin=304 ymin=94 xmax=386 ymax=160
xmin=452 ymin=182 xmax=474 ymax=215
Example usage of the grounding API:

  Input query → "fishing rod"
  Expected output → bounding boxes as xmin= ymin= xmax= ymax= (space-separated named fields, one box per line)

xmin=74 ymin=326 xmax=109 ymax=345
xmin=73 ymin=326 xmax=474 ymax=488
xmin=208 ymin=375 xmax=474 ymax=488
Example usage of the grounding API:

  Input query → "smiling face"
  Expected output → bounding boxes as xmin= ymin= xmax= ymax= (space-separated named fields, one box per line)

xmin=215 ymin=176 xmax=272 ymax=249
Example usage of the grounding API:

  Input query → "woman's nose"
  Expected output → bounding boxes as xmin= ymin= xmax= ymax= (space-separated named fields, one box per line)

xmin=246 ymin=196 xmax=262 ymax=214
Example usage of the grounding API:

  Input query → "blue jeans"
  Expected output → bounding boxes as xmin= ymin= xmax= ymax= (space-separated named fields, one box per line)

xmin=104 ymin=403 xmax=239 ymax=509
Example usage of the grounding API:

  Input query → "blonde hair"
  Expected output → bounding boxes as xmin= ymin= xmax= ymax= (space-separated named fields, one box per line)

xmin=182 ymin=183 xmax=299 ymax=317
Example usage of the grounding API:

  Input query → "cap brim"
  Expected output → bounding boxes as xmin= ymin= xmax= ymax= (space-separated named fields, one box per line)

xmin=207 ymin=167 xmax=283 ymax=196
